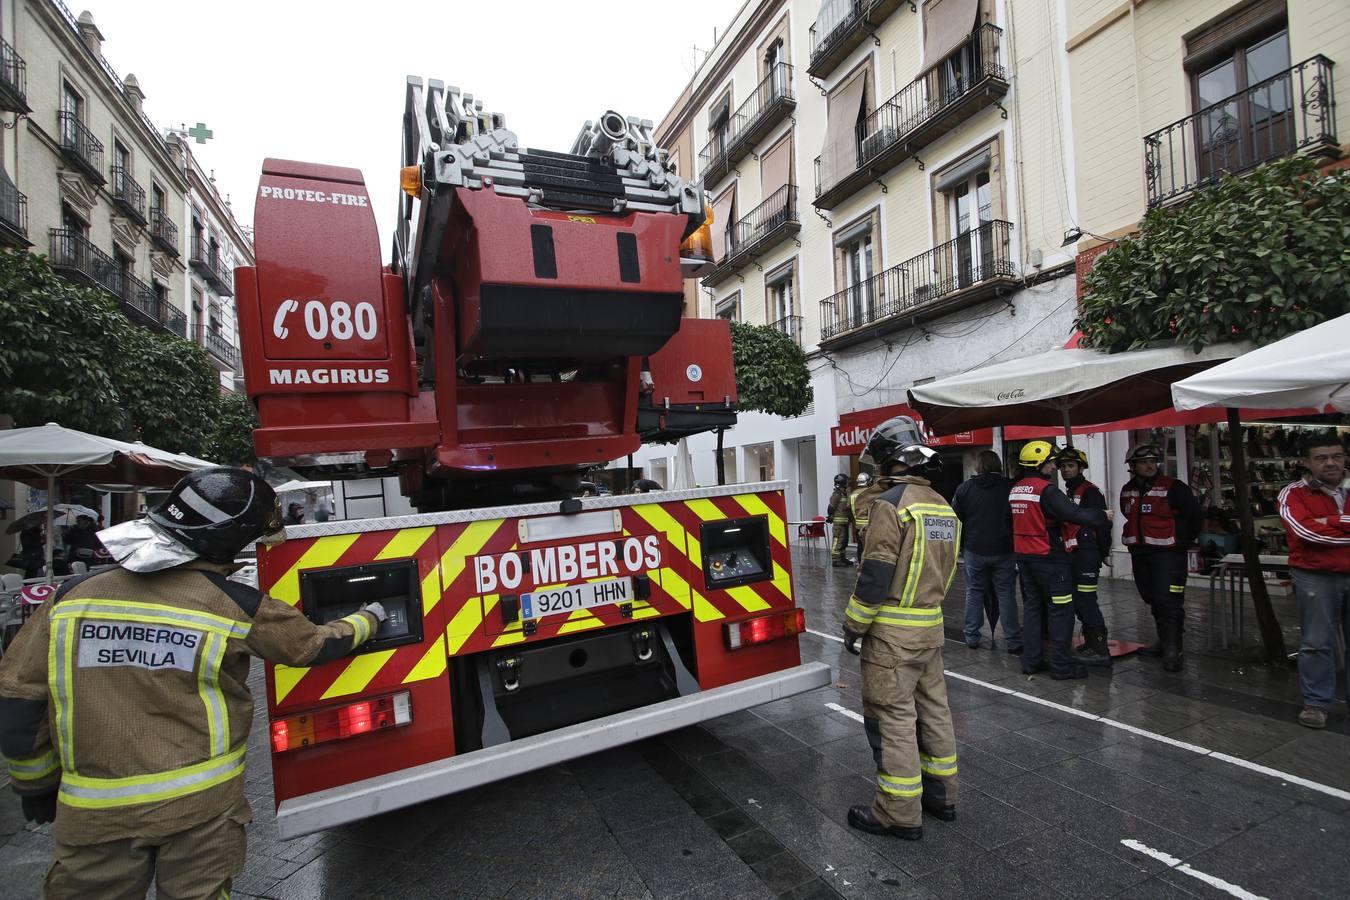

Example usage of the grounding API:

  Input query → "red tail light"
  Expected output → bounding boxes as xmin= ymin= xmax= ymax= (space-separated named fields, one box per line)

xmin=270 ymin=691 xmax=412 ymax=753
xmin=724 ymin=608 xmax=806 ymax=649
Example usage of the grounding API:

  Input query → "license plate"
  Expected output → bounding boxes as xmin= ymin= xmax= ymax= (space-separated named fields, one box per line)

xmin=521 ymin=577 xmax=633 ymax=620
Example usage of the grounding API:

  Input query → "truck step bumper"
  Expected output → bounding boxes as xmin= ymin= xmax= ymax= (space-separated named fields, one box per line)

xmin=275 ymin=660 xmax=833 ymax=839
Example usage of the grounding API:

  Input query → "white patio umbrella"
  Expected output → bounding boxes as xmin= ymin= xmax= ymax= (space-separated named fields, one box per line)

xmin=1171 ymin=312 xmax=1350 ymax=413
xmin=908 ymin=341 xmax=1252 ymax=440
xmin=0 ymin=423 xmax=213 ymax=582
xmin=670 ymin=439 xmax=696 ymax=491
xmin=273 ymin=479 xmax=334 ymax=493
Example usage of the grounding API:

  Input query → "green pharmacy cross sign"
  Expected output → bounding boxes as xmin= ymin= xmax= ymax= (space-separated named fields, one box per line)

xmin=187 ymin=122 xmax=213 ymax=144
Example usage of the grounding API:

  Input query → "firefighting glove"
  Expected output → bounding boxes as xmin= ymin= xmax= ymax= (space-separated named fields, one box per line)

xmin=844 ymin=630 xmax=862 ymax=656
xmin=21 ymin=792 xmax=57 ymax=825
xmin=360 ymin=602 xmax=389 ymax=623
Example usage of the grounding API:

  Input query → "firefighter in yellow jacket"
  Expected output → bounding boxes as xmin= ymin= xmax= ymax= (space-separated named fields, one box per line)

xmin=842 ymin=416 xmax=959 ymax=840
xmin=849 ymin=471 xmax=874 ymax=548
xmin=0 ymin=467 xmax=385 ymax=899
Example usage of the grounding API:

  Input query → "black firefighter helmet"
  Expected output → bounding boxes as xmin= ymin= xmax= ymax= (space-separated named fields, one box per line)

xmin=833 ymin=473 xmax=850 ymax=489
xmin=148 ymin=467 xmax=284 ymax=563
xmin=861 ymin=415 xmax=941 ymax=473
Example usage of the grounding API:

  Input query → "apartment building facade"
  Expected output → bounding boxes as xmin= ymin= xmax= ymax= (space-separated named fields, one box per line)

xmin=628 ymin=0 xmax=1083 ymax=513
xmin=0 ymin=1 xmax=188 ymax=336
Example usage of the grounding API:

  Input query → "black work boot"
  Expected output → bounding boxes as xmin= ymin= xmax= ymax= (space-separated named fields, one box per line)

xmin=921 ymin=796 xmax=957 ymax=822
xmin=848 ymin=805 xmax=922 ymax=840
xmin=1162 ymin=620 xmax=1184 ymax=673
xmin=1051 ymin=663 xmax=1090 ymax=680
xmin=1137 ymin=609 xmax=1165 ymax=657
xmin=1074 ymin=626 xmax=1113 ymax=667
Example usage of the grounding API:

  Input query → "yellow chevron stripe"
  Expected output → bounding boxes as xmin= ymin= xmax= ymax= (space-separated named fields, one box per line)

xmin=684 ymin=498 xmax=726 ymax=522
xmin=273 ymin=664 xmax=309 ymax=705
xmin=493 ymin=631 xmax=526 ymax=647
xmin=441 ymin=520 xmax=502 ymax=589
xmin=403 ymin=635 xmax=448 ymax=683
xmin=732 ymin=494 xmax=787 ymax=547
xmin=268 ymin=533 xmax=362 ymax=606
xmin=421 ymin=564 xmax=442 ymax=615
xmin=447 ymin=593 xmax=497 ymax=655
xmin=558 ymin=608 xmax=605 ymax=635
xmin=375 ymin=526 xmax=435 ymax=561
xmin=770 ymin=561 xmax=792 ymax=601
xmin=320 ymin=649 xmax=397 ymax=700
xmin=650 ymin=567 xmax=689 ymax=610
xmin=727 ymin=585 xmax=771 ymax=613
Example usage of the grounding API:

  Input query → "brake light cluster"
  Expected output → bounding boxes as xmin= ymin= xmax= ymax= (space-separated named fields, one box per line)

xmin=724 ymin=608 xmax=806 ymax=650
xmin=271 ymin=691 xmax=412 ymax=753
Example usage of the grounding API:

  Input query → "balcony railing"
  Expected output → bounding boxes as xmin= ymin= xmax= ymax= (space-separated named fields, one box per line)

xmin=57 ymin=111 xmax=105 ymax=185
xmin=0 ymin=173 xmax=28 ymax=246
xmin=201 ymin=327 xmax=239 ymax=367
xmin=110 ymin=167 xmax=147 ymax=225
xmin=704 ymin=185 xmax=801 ymax=286
xmin=697 ymin=63 xmax=798 ymax=186
xmin=815 ymin=24 xmax=1007 ymax=210
xmin=771 ymin=314 xmax=803 ymax=347
xmin=111 ymin=268 xmax=162 ymax=324
xmin=1145 ymin=55 xmax=1337 ymax=207
xmin=150 ymin=209 xmax=179 ymax=256
xmin=0 ymin=36 xmax=29 ymax=113
xmin=819 ymin=220 xmax=1017 ymax=343
xmin=808 ymin=0 xmax=906 ymax=79
xmin=190 ymin=234 xmax=234 ymax=295
xmin=49 ymin=228 xmax=117 ymax=293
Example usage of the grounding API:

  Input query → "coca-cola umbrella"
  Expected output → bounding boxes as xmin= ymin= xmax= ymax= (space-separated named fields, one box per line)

xmin=907 ymin=341 xmax=1252 ymax=442
xmin=0 ymin=423 xmax=213 ymax=582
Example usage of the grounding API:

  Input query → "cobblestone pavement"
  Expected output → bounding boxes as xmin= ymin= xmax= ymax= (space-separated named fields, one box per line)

xmin=2 ymin=551 xmax=1347 ymax=899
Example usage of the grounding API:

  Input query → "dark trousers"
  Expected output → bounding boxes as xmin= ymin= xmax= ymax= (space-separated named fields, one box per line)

xmin=1017 ymin=555 xmax=1075 ymax=675
xmin=1129 ymin=550 xmax=1187 ymax=627
xmin=1070 ymin=548 xmax=1105 ymax=628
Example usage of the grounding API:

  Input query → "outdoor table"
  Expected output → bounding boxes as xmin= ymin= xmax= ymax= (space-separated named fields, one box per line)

xmin=1207 ymin=552 xmax=1290 ymax=650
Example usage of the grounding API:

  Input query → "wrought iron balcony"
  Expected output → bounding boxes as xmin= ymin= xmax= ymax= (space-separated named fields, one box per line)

xmin=0 ymin=172 xmax=28 ymax=247
xmin=0 ymin=37 xmax=29 ymax=113
xmin=703 ymin=185 xmax=801 ymax=287
xmin=771 ymin=314 xmax=803 ymax=347
xmin=201 ymin=327 xmax=239 ymax=368
xmin=190 ymin=234 xmax=234 ymax=296
xmin=150 ymin=209 xmax=179 ymax=256
xmin=167 ymin=309 xmax=187 ymax=338
xmin=698 ymin=63 xmax=797 ymax=186
xmin=110 ymin=167 xmax=147 ymax=225
xmin=1145 ymin=55 xmax=1337 ymax=207
xmin=818 ymin=220 xmax=1017 ymax=346
xmin=815 ymin=24 xmax=1007 ymax=210
xmin=808 ymin=0 xmax=907 ymax=80
xmin=49 ymin=228 xmax=117 ymax=293
xmin=57 ymin=111 xmax=105 ymax=185
xmin=111 ymin=268 xmax=162 ymax=326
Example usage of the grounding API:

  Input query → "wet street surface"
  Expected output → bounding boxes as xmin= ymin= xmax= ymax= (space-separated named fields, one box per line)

xmin=2 ymin=550 xmax=1347 ymax=899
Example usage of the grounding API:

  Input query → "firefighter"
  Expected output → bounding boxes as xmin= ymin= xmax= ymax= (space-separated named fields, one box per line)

xmin=1010 ymin=441 xmax=1113 ymax=680
xmin=0 ymin=467 xmax=386 ymax=899
xmin=1055 ymin=446 xmax=1114 ymax=666
xmin=1120 ymin=444 xmax=1203 ymax=672
xmin=828 ymin=473 xmax=855 ymax=567
xmin=850 ymin=471 xmax=875 ymax=548
xmin=842 ymin=416 xmax=959 ymax=841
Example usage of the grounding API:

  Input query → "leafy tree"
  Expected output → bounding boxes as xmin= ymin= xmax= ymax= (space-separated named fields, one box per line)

xmin=730 ymin=321 xmax=812 ymax=417
xmin=112 ymin=327 xmax=220 ymax=458
xmin=1076 ymin=156 xmax=1349 ymax=352
xmin=0 ymin=249 xmax=128 ymax=435
xmin=208 ymin=392 xmax=260 ymax=466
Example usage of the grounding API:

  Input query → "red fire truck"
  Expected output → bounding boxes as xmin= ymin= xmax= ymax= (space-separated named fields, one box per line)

xmin=237 ymin=79 xmax=829 ymax=838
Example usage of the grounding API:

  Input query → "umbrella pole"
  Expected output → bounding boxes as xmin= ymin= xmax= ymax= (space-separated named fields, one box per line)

xmin=1061 ymin=407 xmax=1074 ymax=446
xmin=44 ymin=473 xmax=55 ymax=585
xmin=1225 ymin=408 xmax=1287 ymax=664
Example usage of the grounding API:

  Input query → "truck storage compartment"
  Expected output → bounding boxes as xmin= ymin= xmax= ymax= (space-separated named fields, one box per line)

xmin=300 ymin=558 xmax=425 ymax=652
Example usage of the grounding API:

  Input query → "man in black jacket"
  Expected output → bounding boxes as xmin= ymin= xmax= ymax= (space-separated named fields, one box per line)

xmin=952 ymin=451 xmax=1020 ymax=652
xmin=1056 ymin=447 xmax=1114 ymax=666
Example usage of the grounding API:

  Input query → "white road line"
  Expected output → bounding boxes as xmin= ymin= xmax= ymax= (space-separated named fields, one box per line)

xmin=825 ymin=702 xmax=864 ymax=723
xmin=804 ymin=628 xmax=1350 ymax=804
xmin=1120 ymin=839 xmax=1267 ymax=900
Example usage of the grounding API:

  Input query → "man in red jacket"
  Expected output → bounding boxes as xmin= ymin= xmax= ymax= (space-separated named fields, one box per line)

xmin=1278 ymin=433 xmax=1350 ymax=730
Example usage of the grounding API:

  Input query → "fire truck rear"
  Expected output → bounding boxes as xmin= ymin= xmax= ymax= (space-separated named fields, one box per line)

xmin=236 ymin=79 xmax=830 ymax=838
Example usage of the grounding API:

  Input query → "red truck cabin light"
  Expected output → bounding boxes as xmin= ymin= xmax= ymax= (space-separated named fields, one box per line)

xmin=724 ymin=608 xmax=806 ymax=650
xmin=271 ymin=691 xmax=413 ymax=753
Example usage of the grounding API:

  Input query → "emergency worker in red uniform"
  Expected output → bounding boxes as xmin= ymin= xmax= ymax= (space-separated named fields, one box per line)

xmin=1010 ymin=441 xmax=1112 ymax=680
xmin=0 ymin=468 xmax=385 ymax=899
xmin=1055 ymin=447 xmax=1113 ymax=666
xmin=1119 ymin=444 xmax=1202 ymax=672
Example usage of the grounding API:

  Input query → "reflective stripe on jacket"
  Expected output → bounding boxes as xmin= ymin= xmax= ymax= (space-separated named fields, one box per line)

xmin=843 ymin=476 xmax=960 ymax=650
xmin=1121 ymin=474 xmax=1179 ymax=549
xmin=849 ymin=488 xmax=871 ymax=530
xmin=0 ymin=562 xmax=377 ymax=846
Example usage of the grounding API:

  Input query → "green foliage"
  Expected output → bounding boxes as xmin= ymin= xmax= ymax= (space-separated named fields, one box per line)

xmin=0 ymin=249 xmax=128 ymax=435
xmin=730 ymin=320 xmax=812 ymax=418
xmin=113 ymin=328 xmax=221 ymax=458
xmin=209 ymin=392 xmax=260 ymax=466
xmin=1076 ymin=156 xmax=1350 ymax=353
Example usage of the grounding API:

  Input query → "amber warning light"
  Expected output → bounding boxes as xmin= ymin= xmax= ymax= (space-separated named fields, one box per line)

xmin=271 ymin=691 xmax=412 ymax=753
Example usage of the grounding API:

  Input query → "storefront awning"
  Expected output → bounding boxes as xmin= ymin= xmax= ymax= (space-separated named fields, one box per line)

xmin=831 ymin=402 xmax=993 ymax=456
